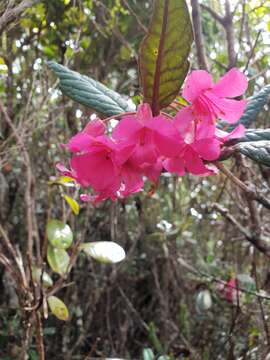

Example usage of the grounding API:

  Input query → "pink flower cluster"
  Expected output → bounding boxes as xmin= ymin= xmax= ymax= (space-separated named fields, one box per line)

xmin=58 ymin=68 xmax=248 ymax=204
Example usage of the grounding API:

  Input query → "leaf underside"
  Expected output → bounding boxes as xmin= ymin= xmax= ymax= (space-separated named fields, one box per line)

xmin=48 ymin=61 xmax=134 ymax=116
xmin=238 ymin=85 xmax=270 ymax=128
xmin=236 ymin=128 xmax=270 ymax=143
xmin=235 ymin=141 xmax=270 ymax=167
xmin=139 ymin=0 xmax=193 ymax=116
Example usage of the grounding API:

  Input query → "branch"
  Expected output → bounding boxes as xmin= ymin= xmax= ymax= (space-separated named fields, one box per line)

xmin=191 ymin=0 xmax=208 ymax=70
xmin=201 ymin=0 xmax=237 ymax=68
xmin=0 ymin=0 xmax=40 ymax=34
xmin=200 ymin=4 xmax=224 ymax=25
xmin=224 ymin=0 xmax=237 ymax=68
xmin=121 ymin=0 xmax=147 ymax=33
xmin=177 ymin=256 xmax=270 ymax=301
xmin=0 ymin=224 xmax=28 ymax=288
xmin=213 ymin=203 xmax=270 ymax=258
xmin=0 ymin=99 xmax=34 ymax=264
xmin=216 ymin=162 xmax=270 ymax=211
xmin=243 ymin=30 xmax=262 ymax=72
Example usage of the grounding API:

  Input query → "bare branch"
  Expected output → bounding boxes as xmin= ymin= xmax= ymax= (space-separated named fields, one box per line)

xmin=200 ymin=3 xmax=224 ymax=25
xmin=191 ymin=0 xmax=208 ymax=70
xmin=213 ymin=203 xmax=270 ymax=258
xmin=0 ymin=0 xmax=40 ymax=34
xmin=121 ymin=0 xmax=147 ymax=33
xmin=216 ymin=162 xmax=270 ymax=211
xmin=0 ymin=99 xmax=34 ymax=264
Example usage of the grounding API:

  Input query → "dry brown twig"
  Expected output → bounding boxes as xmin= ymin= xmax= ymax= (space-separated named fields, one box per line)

xmin=0 ymin=0 xmax=40 ymax=35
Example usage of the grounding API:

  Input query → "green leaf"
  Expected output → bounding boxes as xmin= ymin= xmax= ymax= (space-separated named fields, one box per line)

xmin=238 ymin=85 xmax=270 ymax=128
xmin=235 ymin=141 xmax=270 ymax=167
xmin=48 ymin=61 xmax=134 ymax=116
xmin=80 ymin=241 xmax=125 ymax=264
xmin=139 ymin=0 xmax=193 ymax=115
xmin=47 ymin=245 xmax=69 ymax=275
xmin=48 ymin=176 xmax=76 ymax=187
xmin=143 ymin=348 xmax=155 ymax=360
xmin=195 ymin=290 xmax=212 ymax=313
xmin=32 ymin=267 xmax=53 ymax=288
xmin=28 ymin=350 xmax=38 ymax=360
xmin=47 ymin=296 xmax=69 ymax=321
xmin=46 ymin=220 xmax=73 ymax=249
xmin=63 ymin=194 xmax=80 ymax=215
xmin=237 ymin=274 xmax=256 ymax=292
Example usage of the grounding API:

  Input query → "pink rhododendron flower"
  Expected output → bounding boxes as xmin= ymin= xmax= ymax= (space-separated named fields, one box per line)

xmin=113 ymin=103 xmax=158 ymax=166
xmin=218 ymin=278 xmax=240 ymax=305
xmin=70 ymin=136 xmax=120 ymax=192
xmin=113 ymin=103 xmax=183 ymax=182
xmin=115 ymin=143 xmax=144 ymax=196
xmin=59 ymin=118 xmax=121 ymax=194
xmin=215 ymin=124 xmax=246 ymax=143
xmin=159 ymin=107 xmax=220 ymax=176
xmin=57 ymin=66 xmax=248 ymax=204
xmin=182 ymin=68 xmax=248 ymax=124
xmin=66 ymin=118 xmax=106 ymax=153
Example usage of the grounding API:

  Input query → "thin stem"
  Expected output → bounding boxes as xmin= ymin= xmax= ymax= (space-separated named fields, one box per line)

xmin=0 ymin=99 xmax=34 ymax=264
xmin=216 ymin=162 xmax=270 ymax=210
xmin=103 ymin=111 xmax=136 ymax=123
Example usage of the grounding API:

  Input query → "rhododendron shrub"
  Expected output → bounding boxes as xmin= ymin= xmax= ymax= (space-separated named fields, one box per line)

xmin=58 ymin=68 xmax=248 ymax=204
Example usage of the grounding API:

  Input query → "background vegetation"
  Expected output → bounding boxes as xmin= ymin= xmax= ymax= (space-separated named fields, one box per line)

xmin=0 ymin=0 xmax=270 ymax=359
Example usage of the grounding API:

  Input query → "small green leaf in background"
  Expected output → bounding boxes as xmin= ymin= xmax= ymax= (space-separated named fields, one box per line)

xmin=139 ymin=0 xmax=193 ymax=115
xmin=63 ymin=194 xmax=80 ymax=215
xmin=80 ymin=241 xmax=126 ymax=264
xmin=47 ymin=245 xmax=69 ymax=275
xmin=32 ymin=267 xmax=53 ymax=288
xmin=48 ymin=61 xmax=134 ymax=116
xmin=143 ymin=348 xmax=155 ymax=360
xmin=195 ymin=289 xmax=212 ymax=313
xmin=47 ymin=296 xmax=69 ymax=321
xmin=237 ymin=274 xmax=256 ymax=292
xmin=28 ymin=349 xmax=39 ymax=360
xmin=49 ymin=176 xmax=76 ymax=187
xmin=46 ymin=220 xmax=73 ymax=249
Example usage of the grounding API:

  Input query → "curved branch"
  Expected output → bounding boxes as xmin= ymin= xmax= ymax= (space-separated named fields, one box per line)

xmin=0 ymin=0 xmax=40 ymax=34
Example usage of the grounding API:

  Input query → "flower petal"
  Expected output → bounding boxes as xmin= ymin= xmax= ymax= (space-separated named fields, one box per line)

xmin=192 ymin=138 xmax=221 ymax=161
xmin=67 ymin=133 xmax=93 ymax=153
xmin=184 ymin=147 xmax=211 ymax=175
xmin=141 ymin=160 xmax=163 ymax=182
xmin=112 ymin=115 xmax=142 ymax=141
xmin=163 ymin=157 xmax=185 ymax=176
xmin=71 ymin=152 xmax=120 ymax=191
xmin=137 ymin=103 xmax=153 ymax=124
xmin=83 ymin=119 xmax=106 ymax=137
xmin=56 ymin=163 xmax=74 ymax=178
xmin=183 ymin=70 xmax=214 ymax=103
xmin=121 ymin=162 xmax=144 ymax=195
xmin=205 ymin=92 xmax=247 ymax=124
xmin=212 ymin=68 xmax=248 ymax=98
xmin=115 ymin=143 xmax=136 ymax=166
xmin=216 ymin=124 xmax=246 ymax=142
xmin=196 ymin=121 xmax=216 ymax=140
xmin=148 ymin=116 xmax=184 ymax=157
xmin=130 ymin=130 xmax=158 ymax=166
xmin=174 ymin=107 xmax=195 ymax=139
